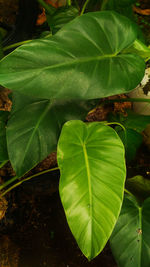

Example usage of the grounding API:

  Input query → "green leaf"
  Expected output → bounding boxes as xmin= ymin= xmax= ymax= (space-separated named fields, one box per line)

xmin=101 ymin=0 xmax=136 ymax=20
xmin=6 ymin=93 xmax=96 ymax=177
xmin=108 ymin=110 xmax=149 ymax=161
xmin=0 ymin=11 xmax=145 ymax=100
xmin=110 ymin=195 xmax=150 ymax=267
xmin=47 ymin=6 xmax=79 ymax=34
xmin=0 ymin=111 xmax=9 ymax=161
xmin=108 ymin=110 xmax=150 ymax=133
xmin=116 ymin=128 xmax=143 ymax=162
xmin=57 ymin=120 xmax=126 ymax=260
xmin=126 ymin=176 xmax=150 ymax=201
xmin=122 ymin=39 xmax=150 ymax=60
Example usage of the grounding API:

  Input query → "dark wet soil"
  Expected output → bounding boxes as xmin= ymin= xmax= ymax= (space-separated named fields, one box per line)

xmin=0 ymin=171 xmax=117 ymax=267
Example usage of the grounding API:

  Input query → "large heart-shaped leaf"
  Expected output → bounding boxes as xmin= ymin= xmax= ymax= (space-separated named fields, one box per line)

xmin=110 ymin=195 xmax=150 ymax=267
xmin=7 ymin=93 xmax=95 ymax=177
xmin=57 ymin=120 xmax=126 ymax=260
xmin=0 ymin=111 xmax=9 ymax=161
xmin=0 ymin=11 xmax=145 ymax=100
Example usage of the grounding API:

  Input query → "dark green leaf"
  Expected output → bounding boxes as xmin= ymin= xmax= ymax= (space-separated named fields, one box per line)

xmin=116 ymin=128 xmax=143 ymax=162
xmin=108 ymin=110 xmax=150 ymax=133
xmin=47 ymin=6 xmax=79 ymax=34
xmin=0 ymin=11 xmax=145 ymax=100
xmin=7 ymin=93 xmax=96 ymax=177
xmin=110 ymin=195 xmax=150 ymax=267
xmin=102 ymin=0 xmax=136 ymax=20
xmin=126 ymin=176 xmax=150 ymax=201
xmin=58 ymin=120 xmax=126 ymax=260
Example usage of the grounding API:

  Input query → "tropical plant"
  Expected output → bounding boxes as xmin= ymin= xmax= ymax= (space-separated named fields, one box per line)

xmin=0 ymin=5 xmax=150 ymax=265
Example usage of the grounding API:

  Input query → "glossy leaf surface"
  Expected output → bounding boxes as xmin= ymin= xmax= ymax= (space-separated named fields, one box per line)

xmin=7 ymin=93 xmax=95 ymax=177
xmin=110 ymin=195 xmax=150 ymax=267
xmin=0 ymin=111 xmax=9 ymax=161
xmin=0 ymin=11 xmax=145 ymax=100
xmin=58 ymin=120 xmax=126 ymax=260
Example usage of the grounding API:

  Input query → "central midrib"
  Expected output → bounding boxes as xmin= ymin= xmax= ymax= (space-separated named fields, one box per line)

xmin=7 ymin=52 xmax=118 ymax=74
xmin=138 ymin=207 xmax=143 ymax=267
xmin=83 ymin=143 xmax=93 ymax=253
xmin=19 ymin=100 xmax=52 ymax=175
xmin=43 ymin=53 xmax=118 ymax=70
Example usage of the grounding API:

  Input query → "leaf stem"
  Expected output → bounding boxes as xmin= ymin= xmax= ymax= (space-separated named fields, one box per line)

xmin=100 ymin=0 xmax=108 ymax=10
xmin=106 ymin=122 xmax=126 ymax=132
xmin=124 ymin=188 xmax=135 ymax=198
xmin=67 ymin=0 xmax=72 ymax=6
xmin=0 ymin=175 xmax=18 ymax=191
xmin=0 ymin=160 xmax=8 ymax=169
xmin=146 ymin=57 xmax=150 ymax=62
xmin=37 ymin=0 xmax=56 ymax=15
xmin=3 ymin=40 xmax=32 ymax=52
xmin=80 ymin=0 xmax=90 ymax=15
xmin=0 ymin=167 xmax=59 ymax=197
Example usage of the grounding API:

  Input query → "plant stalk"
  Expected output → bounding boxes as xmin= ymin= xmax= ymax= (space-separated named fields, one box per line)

xmin=67 ymin=0 xmax=72 ymax=6
xmin=37 ymin=0 xmax=56 ymax=15
xmin=124 ymin=188 xmax=135 ymax=198
xmin=3 ymin=40 xmax=32 ymax=51
xmin=0 ymin=167 xmax=59 ymax=197
xmin=100 ymin=0 xmax=108 ymax=11
xmin=106 ymin=122 xmax=126 ymax=132
xmin=0 ymin=160 xmax=8 ymax=169
xmin=80 ymin=0 xmax=90 ymax=15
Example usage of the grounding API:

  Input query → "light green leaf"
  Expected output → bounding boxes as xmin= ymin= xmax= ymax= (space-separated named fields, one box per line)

xmin=110 ymin=195 xmax=150 ymax=267
xmin=7 ymin=93 xmax=95 ymax=177
xmin=57 ymin=120 xmax=126 ymax=260
xmin=122 ymin=39 xmax=150 ymax=60
xmin=0 ymin=11 xmax=145 ymax=100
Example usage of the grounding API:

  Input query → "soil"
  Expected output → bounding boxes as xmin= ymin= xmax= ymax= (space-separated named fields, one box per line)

xmin=0 ymin=171 xmax=117 ymax=267
xmin=0 ymin=0 xmax=150 ymax=266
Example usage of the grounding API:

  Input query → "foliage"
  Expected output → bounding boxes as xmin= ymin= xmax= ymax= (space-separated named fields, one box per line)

xmin=47 ymin=6 xmax=79 ymax=34
xmin=7 ymin=92 xmax=96 ymax=177
xmin=126 ymin=176 xmax=150 ymax=201
xmin=110 ymin=195 xmax=150 ymax=267
xmin=0 ymin=3 xmax=150 ymax=265
xmin=58 ymin=120 xmax=126 ymax=259
xmin=108 ymin=110 xmax=150 ymax=161
xmin=0 ymin=12 xmax=145 ymax=100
